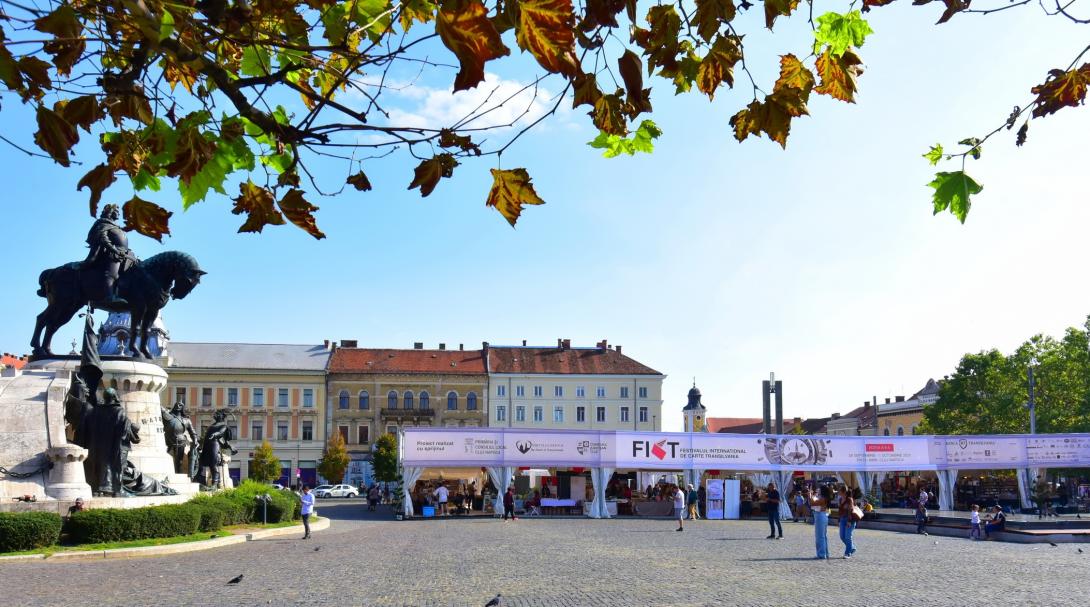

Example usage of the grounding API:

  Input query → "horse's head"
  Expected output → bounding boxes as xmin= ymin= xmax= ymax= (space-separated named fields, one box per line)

xmin=170 ymin=257 xmax=207 ymax=300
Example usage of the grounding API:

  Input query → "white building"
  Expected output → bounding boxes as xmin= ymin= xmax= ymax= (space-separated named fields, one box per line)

xmin=486 ymin=340 xmax=665 ymax=431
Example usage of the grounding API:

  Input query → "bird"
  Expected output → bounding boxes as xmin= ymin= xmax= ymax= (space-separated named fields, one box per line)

xmin=314 ymin=546 xmax=321 ymax=552
xmin=484 ymin=593 xmax=503 ymax=607
xmin=227 ymin=574 xmax=244 ymax=585
xmin=1049 ymin=542 xmax=1058 ymax=547
xmin=1077 ymin=548 xmax=1084 ymax=554
xmin=933 ymin=541 xmax=939 ymax=545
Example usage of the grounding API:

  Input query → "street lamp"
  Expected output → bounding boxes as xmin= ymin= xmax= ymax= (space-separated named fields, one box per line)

xmin=1027 ymin=357 xmax=1038 ymax=435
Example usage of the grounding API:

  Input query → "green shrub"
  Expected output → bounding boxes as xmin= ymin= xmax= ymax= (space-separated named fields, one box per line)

xmin=220 ymin=480 xmax=299 ymax=524
xmin=190 ymin=502 xmax=226 ymax=532
xmin=0 ymin=511 xmax=63 ymax=552
xmin=190 ymin=494 xmax=248 ymax=526
xmin=67 ymin=504 xmax=200 ymax=544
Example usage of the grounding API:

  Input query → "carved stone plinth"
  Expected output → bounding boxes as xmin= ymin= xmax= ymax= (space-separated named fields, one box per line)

xmin=45 ymin=444 xmax=92 ymax=500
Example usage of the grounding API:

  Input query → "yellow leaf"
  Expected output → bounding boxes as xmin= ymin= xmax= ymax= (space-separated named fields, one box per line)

xmin=33 ymin=104 xmax=79 ymax=166
xmin=486 ymin=168 xmax=546 ymax=227
xmin=77 ymin=164 xmax=117 ymax=217
xmin=815 ymin=47 xmax=863 ymax=103
xmin=1030 ymin=63 xmax=1090 ymax=118
xmin=696 ymin=34 xmax=742 ymax=100
xmin=122 ymin=196 xmax=173 ymax=242
xmin=278 ymin=189 xmax=326 ymax=239
xmin=408 ymin=154 xmax=458 ymax=197
xmin=592 ymin=93 xmax=627 ymax=136
xmin=435 ymin=0 xmax=510 ymax=91
xmin=231 ymin=181 xmax=285 ymax=234
xmin=764 ymin=0 xmax=799 ymax=30
xmin=516 ymin=0 xmax=580 ymax=77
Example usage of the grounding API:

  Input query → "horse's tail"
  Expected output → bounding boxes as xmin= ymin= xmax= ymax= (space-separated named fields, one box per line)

xmin=36 ymin=268 xmax=53 ymax=297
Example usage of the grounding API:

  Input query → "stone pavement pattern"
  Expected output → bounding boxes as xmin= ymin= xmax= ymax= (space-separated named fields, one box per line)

xmin=1 ymin=500 xmax=1085 ymax=607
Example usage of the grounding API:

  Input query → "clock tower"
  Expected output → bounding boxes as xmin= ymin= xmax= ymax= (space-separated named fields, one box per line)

xmin=683 ymin=382 xmax=706 ymax=432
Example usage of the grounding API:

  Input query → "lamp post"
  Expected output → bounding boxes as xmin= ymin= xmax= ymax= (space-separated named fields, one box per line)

xmin=1027 ymin=359 xmax=1037 ymax=435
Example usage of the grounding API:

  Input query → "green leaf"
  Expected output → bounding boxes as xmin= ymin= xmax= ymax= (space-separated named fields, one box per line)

xmin=813 ymin=10 xmax=873 ymax=57
xmin=348 ymin=0 xmax=393 ymax=42
xmin=958 ymin=137 xmax=982 ymax=159
xmin=929 ymin=170 xmax=982 ymax=223
xmin=923 ymin=143 xmax=943 ymax=166
xmin=241 ymin=46 xmax=273 ymax=77
xmin=131 ymin=168 xmax=161 ymax=191
xmin=159 ymin=9 xmax=175 ymax=41
xmin=321 ymin=4 xmax=348 ymax=45
xmin=588 ymin=120 xmax=663 ymax=158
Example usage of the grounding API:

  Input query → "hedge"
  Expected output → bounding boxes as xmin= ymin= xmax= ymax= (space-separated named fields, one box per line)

xmin=189 ymin=494 xmax=248 ymax=526
xmin=0 ymin=512 xmax=63 ymax=553
xmin=67 ymin=504 xmax=200 ymax=544
xmin=220 ymin=480 xmax=301 ymax=524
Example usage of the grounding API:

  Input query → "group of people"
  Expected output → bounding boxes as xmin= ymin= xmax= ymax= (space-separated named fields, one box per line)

xmin=414 ymin=480 xmax=481 ymax=516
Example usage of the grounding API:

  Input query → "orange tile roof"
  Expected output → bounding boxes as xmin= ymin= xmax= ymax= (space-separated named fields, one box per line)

xmin=1 ymin=353 xmax=28 ymax=370
xmin=705 ymin=417 xmax=764 ymax=433
xmin=488 ymin=347 xmax=661 ymax=375
xmin=329 ymin=348 xmax=486 ymax=375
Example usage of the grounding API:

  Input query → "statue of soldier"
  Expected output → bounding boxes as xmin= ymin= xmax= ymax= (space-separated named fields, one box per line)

xmin=197 ymin=409 xmax=236 ymax=489
xmin=81 ymin=204 xmax=139 ymax=310
xmin=85 ymin=388 xmax=141 ymax=496
xmin=161 ymin=401 xmax=198 ymax=477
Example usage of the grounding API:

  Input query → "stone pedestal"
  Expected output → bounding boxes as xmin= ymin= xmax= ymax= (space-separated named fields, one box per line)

xmin=45 ymin=444 xmax=92 ymax=501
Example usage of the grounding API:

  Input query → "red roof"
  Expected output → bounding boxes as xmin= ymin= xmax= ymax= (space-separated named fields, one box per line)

xmin=715 ymin=419 xmax=800 ymax=434
xmin=705 ymin=417 xmax=764 ymax=433
xmin=1 ymin=353 xmax=27 ymax=370
xmin=487 ymin=347 xmax=661 ymax=375
xmin=329 ymin=348 xmax=486 ymax=375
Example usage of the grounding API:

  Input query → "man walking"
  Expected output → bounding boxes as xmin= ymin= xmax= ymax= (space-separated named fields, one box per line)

xmin=300 ymin=485 xmax=314 ymax=539
xmin=687 ymin=484 xmax=700 ymax=520
xmin=674 ymin=485 xmax=686 ymax=532
xmin=434 ymin=482 xmax=449 ymax=516
xmin=766 ymin=482 xmax=783 ymax=539
xmin=503 ymin=486 xmax=517 ymax=521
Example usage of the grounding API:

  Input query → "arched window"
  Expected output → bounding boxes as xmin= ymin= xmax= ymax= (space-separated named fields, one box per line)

xmin=883 ymin=428 xmax=890 ymax=436
xmin=911 ymin=425 xmax=918 ymax=435
xmin=897 ymin=426 xmax=905 ymax=436
xmin=467 ymin=392 xmax=478 ymax=410
xmin=447 ymin=391 xmax=458 ymax=410
xmin=404 ymin=391 xmax=414 ymax=410
xmin=338 ymin=390 xmax=349 ymax=410
xmin=359 ymin=390 xmax=369 ymax=410
xmin=387 ymin=390 xmax=398 ymax=409
xmin=419 ymin=391 xmax=430 ymax=410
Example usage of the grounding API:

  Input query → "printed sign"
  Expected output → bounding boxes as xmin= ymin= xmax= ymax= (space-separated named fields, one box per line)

xmin=705 ymin=479 xmax=725 ymax=520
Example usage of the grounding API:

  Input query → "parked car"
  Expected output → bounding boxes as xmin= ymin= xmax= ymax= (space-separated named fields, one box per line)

xmin=315 ymin=484 xmax=358 ymax=498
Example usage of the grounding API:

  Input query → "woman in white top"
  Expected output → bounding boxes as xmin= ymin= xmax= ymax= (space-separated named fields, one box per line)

xmin=806 ymin=485 xmax=832 ymax=559
xmin=673 ymin=485 xmax=686 ymax=532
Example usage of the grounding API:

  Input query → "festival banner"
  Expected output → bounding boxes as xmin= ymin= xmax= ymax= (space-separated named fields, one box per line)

xmin=705 ymin=479 xmax=725 ymax=520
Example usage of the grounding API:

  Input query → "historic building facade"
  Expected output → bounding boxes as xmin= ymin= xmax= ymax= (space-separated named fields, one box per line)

xmin=487 ymin=340 xmax=665 ymax=431
xmin=161 ymin=342 xmax=332 ymax=486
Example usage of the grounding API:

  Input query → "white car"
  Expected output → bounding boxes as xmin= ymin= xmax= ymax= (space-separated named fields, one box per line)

xmin=315 ymin=484 xmax=358 ymax=498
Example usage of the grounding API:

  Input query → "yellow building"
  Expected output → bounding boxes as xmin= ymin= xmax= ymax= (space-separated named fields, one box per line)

xmin=162 ymin=342 xmax=332 ymax=486
xmin=875 ymin=378 xmax=941 ymax=436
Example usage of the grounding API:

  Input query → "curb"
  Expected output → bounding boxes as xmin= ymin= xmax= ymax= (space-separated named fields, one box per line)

xmin=247 ymin=515 xmax=330 ymax=540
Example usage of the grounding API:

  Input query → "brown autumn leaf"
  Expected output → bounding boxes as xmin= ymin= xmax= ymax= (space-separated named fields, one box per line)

xmin=572 ymin=72 xmax=603 ymax=108
xmin=17 ymin=56 xmax=52 ymax=101
xmin=936 ymin=0 xmax=968 ymax=24
xmin=33 ymin=104 xmax=79 ymax=166
xmin=0 ymin=39 xmax=22 ymax=90
xmin=636 ymin=5 xmax=682 ymax=72
xmin=163 ymin=61 xmax=199 ymax=94
xmin=815 ymin=47 xmax=863 ymax=103
xmin=1015 ymin=121 xmax=1029 ymax=147
xmin=729 ymin=100 xmax=763 ymax=142
xmin=278 ymin=189 xmax=326 ymax=239
xmin=121 ymin=196 xmax=173 ymax=242
xmin=592 ymin=92 xmax=627 ymax=136
xmin=347 ymin=170 xmax=373 ymax=191
xmin=399 ymin=0 xmax=437 ymax=32
xmin=581 ymin=0 xmax=626 ymax=30
xmin=728 ymin=96 xmax=793 ymax=147
xmin=696 ymin=34 xmax=743 ymax=100
xmin=486 ymin=168 xmax=546 ymax=227
xmin=693 ymin=0 xmax=736 ymax=43
xmin=435 ymin=0 xmax=510 ymax=91
xmin=34 ymin=5 xmax=84 ymax=76
xmin=1029 ymin=64 xmax=1090 ymax=118
xmin=438 ymin=128 xmax=480 ymax=154
xmin=231 ymin=180 xmax=285 ymax=233
xmin=861 ymin=0 xmax=896 ymax=10
xmin=105 ymin=94 xmax=154 ymax=126
xmin=516 ymin=0 xmax=580 ymax=77
xmin=617 ymin=50 xmax=651 ymax=114
xmin=774 ymin=54 xmax=815 ymax=97
xmin=763 ymin=0 xmax=799 ymax=30
xmin=77 ymin=164 xmax=117 ymax=217
xmin=62 ymin=95 xmax=102 ymax=133
xmin=165 ymin=127 xmax=218 ymax=185
xmin=408 ymin=153 xmax=459 ymax=197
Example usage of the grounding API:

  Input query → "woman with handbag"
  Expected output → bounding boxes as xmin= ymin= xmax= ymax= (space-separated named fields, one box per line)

xmin=837 ymin=485 xmax=859 ymax=558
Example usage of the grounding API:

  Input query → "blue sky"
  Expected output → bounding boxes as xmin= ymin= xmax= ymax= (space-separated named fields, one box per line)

xmin=2 ymin=3 xmax=1088 ymax=431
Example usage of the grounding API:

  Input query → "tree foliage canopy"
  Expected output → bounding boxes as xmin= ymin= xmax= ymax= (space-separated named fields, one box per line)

xmin=317 ymin=431 xmax=350 ymax=483
xmin=249 ymin=439 xmax=281 ymax=482
xmin=1 ymin=0 xmax=1086 ymax=238
xmin=921 ymin=316 xmax=1090 ymax=436
xmin=372 ymin=432 xmax=398 ymax=483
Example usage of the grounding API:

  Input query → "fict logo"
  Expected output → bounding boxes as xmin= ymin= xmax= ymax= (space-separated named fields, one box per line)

xmin=632 ymin=439 xmax=679 ymax=460
xmin=515 ymin=441 xmax=533 ymax=454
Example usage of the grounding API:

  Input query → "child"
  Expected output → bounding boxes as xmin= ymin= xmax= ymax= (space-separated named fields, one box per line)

xmin=969 ymin=504 xmax=982 ymax=540
xmin=915 ymin=500 xmax=928 ymax=536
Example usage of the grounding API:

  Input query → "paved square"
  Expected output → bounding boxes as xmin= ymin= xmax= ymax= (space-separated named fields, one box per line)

xmin=2 ymin=501 xmax=1084 ymax=606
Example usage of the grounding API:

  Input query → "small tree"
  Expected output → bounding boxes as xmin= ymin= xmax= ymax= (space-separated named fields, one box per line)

xmin=317 ymin=432 xmax=350 ymax=485
xmin=249 ymin=440 xmax=281 ymax=483
xmin=373 ymin=433 xmax=399 ymax=484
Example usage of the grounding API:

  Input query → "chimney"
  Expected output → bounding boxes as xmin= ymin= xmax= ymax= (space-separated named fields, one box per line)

xmin=439 ymin=343 xmax=446 ymax=350
xmin=598 ymin=339 xmax=608 ymax=350
xmin=864 ymin=401 xmax=871 ymax=409
xmin=340 ymin=339 xmax=357 ymax=348
xmin=831 ymin=412 xmax=840 ymax=419
xmin=615 ymin=345 xmax=622 ymax=354
xmin=558 ymin=338 xmax=563 ymax=348
xmin=522 ymin=339 xmax=527 ymax=346
xmin=323 ymin=340 xmax=329 ymax=349
xmin=413 ymin=342 xmax=423 ymax=349
xmin=459 ymin=343 xmax=464 ymax=351
xmin=562 ymin=339 xmax=571 ymax=350
xmin=896 ymin=395 xmax=905 ymax=402
xmin=885 ymin=397 xmax=891 ymax=404
xmin=482 ymin=342 xmax=490 ymax=357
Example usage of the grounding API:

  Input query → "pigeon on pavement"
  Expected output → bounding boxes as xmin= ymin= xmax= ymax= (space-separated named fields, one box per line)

xmin=1049 ymin=542 xmax=1058 ymax=547
xmin=227 ymin=574 xmax=244 ymax=585
xmin=485 ymin=593 xmax=503 ymax=607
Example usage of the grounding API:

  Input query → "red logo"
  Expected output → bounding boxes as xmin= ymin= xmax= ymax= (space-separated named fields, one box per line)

xmin=866 ymin=444 xmax=894 ymax=452
xmin=651 ymin=440 xmax=668 ymax=460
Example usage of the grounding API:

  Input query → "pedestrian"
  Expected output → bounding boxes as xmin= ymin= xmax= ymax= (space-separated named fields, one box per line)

xmin=837 ymin=486 xmax=856 ymax=558
xmin=765 ymin=482 xmax=783 ymax=539
xmin=697 ymin=483 xmax=707 ymax=519
xmin=66 ymin=497 xmax=87 ymax=518
xmin=300 ymin=485 xmax=314 ymax=539
xmin=918 ymin=485 xmax=930 ymax=510
xmin=687 ymin=484 xmax=700 ymax=520
xmin=434 ymin=482 xmax=449 ymax=516
xmin=674 ymin=484 xmax=686 ymax=531
xmin=502 ymin=486 xmax=517 ymax=521
xmin=793 ymin=490 xmax=806 ymax=523
xmin=806 ymin=485 xmax=831 ymax=559
xmin=915 ymin=499 xmax=928 ymax=535
xmin=984 ymin=505 xmax=1006 ymax=539
xmin=969 ymin=504 xmax=982 ymax=540
xmin=368 ymin=484 xmax=381 ymax=511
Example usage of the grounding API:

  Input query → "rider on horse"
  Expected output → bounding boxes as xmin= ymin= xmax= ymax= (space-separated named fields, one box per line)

xmin=82 ymin=204 xmax=138 ymax=311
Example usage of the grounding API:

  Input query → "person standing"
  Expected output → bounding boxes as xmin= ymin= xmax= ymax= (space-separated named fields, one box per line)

xmin=687 ymin=484 xmax=700 ymax=520
xmin=969 ymin=504 xmax=982 ymax=540
xmin=674 ymin=485 xmax=686 ymax=532
xmin=503 ymin=486 xmax=517 ymax=521
xmin=766 ymin=482 xmax=783 ymax=539
xmin=300 ymin=485 xmax=314 ymax=539
xmin=434 ymin=482 xmax=449 ymax=516
xmin=793 ymin=490 xmax=806 ymax=523
xmin=915 ymin=499 xmax=929 ymax=535
xmin=837 ymin=486 xmax=856 ymax=558
xmin=806 ymin=485 xmax=831 ymax=559
xmin=697 ymin=483 xmax=707 ymax=519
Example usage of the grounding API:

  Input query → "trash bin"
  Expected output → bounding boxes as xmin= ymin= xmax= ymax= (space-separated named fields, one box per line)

xmin=422 ymin=506 xmax=435 ymax=517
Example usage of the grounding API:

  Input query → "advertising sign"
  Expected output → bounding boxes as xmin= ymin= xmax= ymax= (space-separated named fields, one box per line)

xmin=705 ymin=479 xmax=725 ymax=520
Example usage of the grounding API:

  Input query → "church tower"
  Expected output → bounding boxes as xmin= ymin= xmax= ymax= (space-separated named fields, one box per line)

xmin=683 ymin=382 xmax=706 ymax=432
xmin=98 ymin=311 xmax=170 ymax=358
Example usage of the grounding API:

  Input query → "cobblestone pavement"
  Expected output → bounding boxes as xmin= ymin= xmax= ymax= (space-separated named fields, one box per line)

xmin=2 ymin=501 xmax=1085 ymax=607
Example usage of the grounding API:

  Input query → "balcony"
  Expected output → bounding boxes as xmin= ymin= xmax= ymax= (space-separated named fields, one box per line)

xmin=381 ymin=408 xmax=435 ymax=419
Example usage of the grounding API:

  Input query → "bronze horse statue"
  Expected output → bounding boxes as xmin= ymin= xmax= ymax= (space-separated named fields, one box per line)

xmin=31 ymin=251 xmax=206 ymax=358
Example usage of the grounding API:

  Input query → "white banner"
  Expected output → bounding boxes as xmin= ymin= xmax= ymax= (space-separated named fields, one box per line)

xmin=705 ymin=479 xmax=724 ymax=520
xmin=400 ymin=428 xmax=1090 ymax=471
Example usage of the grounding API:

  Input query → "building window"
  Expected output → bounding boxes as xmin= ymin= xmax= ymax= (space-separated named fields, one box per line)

xmin=497 ymin=385 xmax=506 ymax=397
xmin=533 ymin=406 xmax=543 ymax=423
xmin=338 ymin=425 xmax=349 ymax=444
xmin=620 ymin=407 xmax=630 ymax=423
xmin=251 ymin=422 xmax=264 ymax=441
xmin=897 ymin=426 xmax=905 ymax=436
xmin=175 ymin=387 xmax=186 ymax=404
xmin=620 ymin=386 xmax=629 ymax=398
xmin=496 ymin=406 xmax=507 ymax=422
xmin=385 ymin=425 xmax=397 ymax=435
xmin=515 ymin=386 xmax=525 ymax=397
xmin=201 ymin=387 xmax=212 ymax=407
xmin=359 ymin=391 xmax=369 ymax=409
xmin=516 ymin=406 xmax=526 ymax=422
xmin=278 ymin=388 xmax=289 ymax=408
xmin=576 ymin=386 xmax=585 ymax=398
xmin=252 ymin=388 xmax=264 ymax=407
xmin=577 ymin=406 xmax=586 ymax=422
xmin=530 ymin=386 xmax=542 ymax=397
xmin=338 ymin=390 xmax=349 ymax=409
xmin=596 ymin=386 xmax=606 ymax=398
xmin=447 ymin=391 xmax=458 ymax=410
xmin=228 ymin=424 xmax=238 ymax=440
xmin=911 ymin=425 xmax=918 ymax=435
xmin=883 ymin=428 xmax=890 ymax=436
xmin=404 ymin=391 xmax=414 ymax=410
xmin=553 ymin=406 xmax=564 ymax=423
xmin=387 ymin=391 xmax=398 ymax=409
xmin=419 ymin=391 xmax=430 ymax=410
xmin=467 ymin=392 xmax=478 ymax=410
xmin=303 ymin=389 xmax=314 ymax=408
xmin=227 ymin=388 xmax=238 ymax=406
xmin=596 ymin=407 xmax=606 ymax=422
xmin=302 ymin=421 xmax=313 ymax=441
xmin=639 ymin=406 xmax=648 ymax=423
xmin=554 ymin=386 xmax=563 ymax=397
xmin=358 ymin=426 xmax=369 ymax=444
xmin=638 ymin=387 xmax=648 ymax=399
xmin=277 ymin=421 xmax=289 ymax=441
